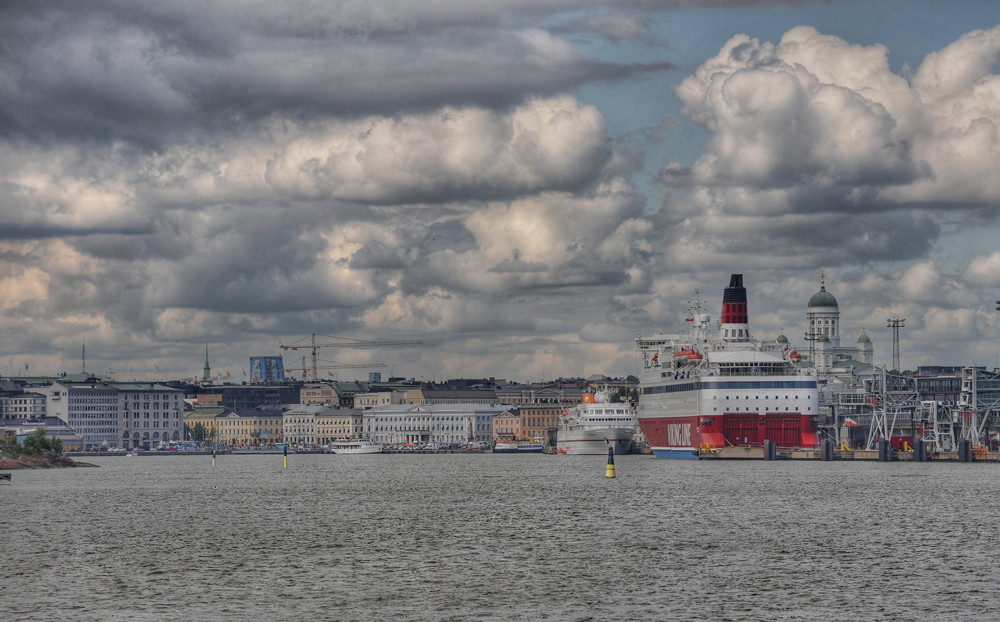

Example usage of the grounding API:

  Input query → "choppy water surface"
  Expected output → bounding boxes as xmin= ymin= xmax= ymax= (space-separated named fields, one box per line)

xmin=3 ymin=454 xmax=1000 ymax=621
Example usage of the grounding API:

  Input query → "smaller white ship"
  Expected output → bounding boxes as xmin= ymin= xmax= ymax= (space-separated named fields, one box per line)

xmin=327 ymin=439 xmax=382 ymax=454
xmin=556 ymin=387 xmax=637 ymax=455
xmin=493 ymin=433 xmax=545 ymax=453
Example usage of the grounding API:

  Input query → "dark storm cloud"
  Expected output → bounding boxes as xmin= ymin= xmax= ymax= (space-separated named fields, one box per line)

xmin=0 ymin=1 xmax=667 ymax=148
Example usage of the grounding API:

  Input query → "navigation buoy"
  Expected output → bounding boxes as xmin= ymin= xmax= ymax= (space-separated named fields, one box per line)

xmin=283 ymin=445 xmax=288 ymax=469
xmin=212 ymin=447 xmax=216 ymax=467
xmin=606 ymin=446 xmax=616 ymax=478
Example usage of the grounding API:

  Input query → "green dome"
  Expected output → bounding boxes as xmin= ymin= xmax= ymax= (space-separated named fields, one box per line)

xmin=857 ymin=329 xmax=871 ymax=344
xmin=776 ymin=331 xmax=789 ymax=344
xmin=808 ymin=277 xmax=838 ymax=308
xmin=818 ymin=333 xmax=830 ymax=343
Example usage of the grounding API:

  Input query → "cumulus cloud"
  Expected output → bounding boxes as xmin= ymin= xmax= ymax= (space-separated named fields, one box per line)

xmin=672 ymin=27 xmax=922 ymax=191
xmin=962 ymin=251 xmax=1000 ymax=287
xmin=669 ymin=24 xmax=1000 ymax=212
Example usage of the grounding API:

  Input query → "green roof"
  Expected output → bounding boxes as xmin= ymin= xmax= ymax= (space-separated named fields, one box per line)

xmin=857 ymin=330 xmax=871 ymax=344
xmin=808 ymin=277 xmax=838 ymax=308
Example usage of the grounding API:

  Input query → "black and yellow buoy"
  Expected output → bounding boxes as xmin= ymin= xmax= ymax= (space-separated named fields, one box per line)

xmin=606 ymin=445 xmax=616 ymax=478
xmin=283 ymin=444 xmax=288 ymax=469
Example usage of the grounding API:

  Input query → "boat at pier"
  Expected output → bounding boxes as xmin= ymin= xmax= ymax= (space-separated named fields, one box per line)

xmin=636 ymin=274 xmax=820 ymax=459
xmin=556 ymin=387 xmax=637 ymax=455
xmin=493 ymin=434 xmax=545 ymax=453
xmin=327 ymin=439 xmax=382 ymax=454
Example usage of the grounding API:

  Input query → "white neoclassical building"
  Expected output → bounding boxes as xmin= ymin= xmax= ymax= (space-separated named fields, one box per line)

xmin=363 ymin=403 xmax=509 ymax=445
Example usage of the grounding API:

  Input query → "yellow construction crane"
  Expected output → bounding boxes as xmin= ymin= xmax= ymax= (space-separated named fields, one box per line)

xmin=282 ymin=356 xmax=386 ymax=381
xmin=279 ymin=333 xmax=421 ymax=381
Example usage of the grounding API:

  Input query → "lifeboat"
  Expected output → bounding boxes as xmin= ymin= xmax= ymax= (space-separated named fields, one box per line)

xmin=788 ymin=350 xmax=801 ymax=359
xmin=674 ymin=349 xmax=703 ymax=360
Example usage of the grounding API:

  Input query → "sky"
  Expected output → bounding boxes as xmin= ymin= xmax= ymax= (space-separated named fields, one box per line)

xmin=3 ymin=0 xmax=1000 ymax=382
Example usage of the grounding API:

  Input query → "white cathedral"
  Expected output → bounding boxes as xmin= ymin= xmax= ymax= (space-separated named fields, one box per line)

xmin=777 ymin=276 xmax=874 ymax=377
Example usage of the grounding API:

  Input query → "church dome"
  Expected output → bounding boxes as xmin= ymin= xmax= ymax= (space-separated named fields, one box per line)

xmin=808 ymin=276 xmax=838 ymax=308
xmin=857 ymin=329 xmax=871 ymax=344
xmin=818 ymin=333 xmax=830 ymax=343
xmin=776 ymin=330 xmax=789 ymax=344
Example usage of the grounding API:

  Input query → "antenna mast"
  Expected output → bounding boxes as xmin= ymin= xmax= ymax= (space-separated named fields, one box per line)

xmin=887 ymin=317 xmax=905 ymax=372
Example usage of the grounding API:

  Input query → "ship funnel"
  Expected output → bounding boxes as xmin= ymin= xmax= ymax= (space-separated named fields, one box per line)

xmin=720 ymin=273 xmax=750 ymax=342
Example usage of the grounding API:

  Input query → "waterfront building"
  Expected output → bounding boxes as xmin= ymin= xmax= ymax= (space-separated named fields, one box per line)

xmin=315 ymin=407 xmax=363 ymax=444
xmin=300 ymin=383 xmax=338 ymax=405
xmin=12 ymin=416 xmax=84 ymax=451
xmin=283 ymin=404 xmax=318 ymax=446
xmin=0 ymin=385 xmax=47 ymax=422
xmin=354 ymin=390 xmax=402 ymax=409
xmin=218 ymin=407 xmax=284 ymax=448
xmin=519 ymin=404 xmax=567 ymax=444
xmin=493 ymin=409 xmax=523 ymax=443
xmin=185 ymin=406 xmax=231 ymax=443
xmin=33 ymin=377 xmax=119 ymax=449
xmin=195 ymin=383 xmax=301 ymax=410
xmin=412 ymin=388 xmax=498 ymax=405
xmin=364 ymin=403 xmax=507 ymax=445
xmin=112 ymin=382 xmax=185 ymax=450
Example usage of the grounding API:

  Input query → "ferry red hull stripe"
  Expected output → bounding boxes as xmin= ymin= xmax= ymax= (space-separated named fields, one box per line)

xmin=640 ymin=413 xmax=819 ymax=450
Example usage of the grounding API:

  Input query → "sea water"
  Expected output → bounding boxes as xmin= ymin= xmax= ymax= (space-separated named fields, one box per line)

xmin=2 ymin=454 xmax=999 ymax=621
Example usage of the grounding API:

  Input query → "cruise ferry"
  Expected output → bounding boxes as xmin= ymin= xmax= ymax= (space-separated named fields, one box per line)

xmin=556 ymin=387 xmax=637 ymax=455
xmin=636 ymin=274 xmax=819 ymax=459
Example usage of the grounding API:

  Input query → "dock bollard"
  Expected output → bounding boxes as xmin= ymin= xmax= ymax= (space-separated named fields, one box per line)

xmin=283 ymin=445 xmax=288 ymax=469
xmin=605 ymin=446 xmax=616 ymax=478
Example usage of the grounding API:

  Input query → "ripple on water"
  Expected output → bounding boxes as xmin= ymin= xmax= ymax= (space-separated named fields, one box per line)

xmin=3 ymin=455 xmax=1000 ymax=620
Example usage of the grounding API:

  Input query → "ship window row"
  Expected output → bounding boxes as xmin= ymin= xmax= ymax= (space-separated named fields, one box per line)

xmin=722 ymin=395 xmax=799 ymax=400
xmin=644 ymin=381 xmax=814 ymax=395
xmin=703 ymin=381 xmax=815 ymax=390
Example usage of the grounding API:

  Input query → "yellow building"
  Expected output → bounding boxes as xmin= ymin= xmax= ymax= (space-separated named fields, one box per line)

xmin=185 ymin=406 xmax=228 ymax=443
xmin=217 ymin=409 xmax=284 ymax=448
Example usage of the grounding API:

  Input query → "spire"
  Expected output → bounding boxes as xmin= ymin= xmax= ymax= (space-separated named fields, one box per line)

xmin=82 ymin=336 xmax=86 ymax=374
xmin=820 ymin=273 xmax=826 ymax=291
xmin=203 ymin=344 xmax=211 ymax=380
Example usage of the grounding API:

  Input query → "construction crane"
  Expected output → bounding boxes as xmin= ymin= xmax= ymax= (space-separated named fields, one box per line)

xmin=279 ymin=333 xmax=422 ymax=382
xmin=283 ymin=356 xmax=385 ymax=381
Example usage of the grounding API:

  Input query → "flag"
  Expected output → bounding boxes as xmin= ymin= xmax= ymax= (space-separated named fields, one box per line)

xmin=328 ymin=372 xmax=334 ymax=377
xmin=243 ymin=369 xmax=247 ymax=377
xmin=24 ymin=363 xmax=28 ymax=371
xmin=843 ymin=418 xmax=858 ymax=427
xmin=227 ymin=371 xmax=232 ymax=378
xmin=155 ymin=365 xmax=159 ymax=372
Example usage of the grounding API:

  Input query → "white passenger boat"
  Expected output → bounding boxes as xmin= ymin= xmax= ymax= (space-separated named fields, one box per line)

xmin=556 ymin=386 xmax=637 ymax=455
xmin=328 ymin=439 xmax=382 ymax=454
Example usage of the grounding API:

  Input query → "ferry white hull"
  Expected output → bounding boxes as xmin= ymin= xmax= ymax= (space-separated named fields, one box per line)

xmin=556 ymin=428 xmax=634 ymax=455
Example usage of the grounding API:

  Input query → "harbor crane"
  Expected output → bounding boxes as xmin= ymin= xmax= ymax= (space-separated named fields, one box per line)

xmin=279 ymin=333 xmax=421 ymax=382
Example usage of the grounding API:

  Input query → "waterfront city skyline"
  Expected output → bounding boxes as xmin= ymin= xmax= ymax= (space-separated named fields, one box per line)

xmin=3 ymin=1 xmax=1000 ymax=382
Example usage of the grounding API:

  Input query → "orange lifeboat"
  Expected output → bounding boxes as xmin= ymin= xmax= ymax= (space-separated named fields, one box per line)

xmin=674 ymin=349 xmax=703 ymax=360
xmin=788 ymin=350 xmax=801 ymax=359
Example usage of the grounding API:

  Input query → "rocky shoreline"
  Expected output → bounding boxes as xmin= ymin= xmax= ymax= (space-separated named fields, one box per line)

xmin=0 ymin=453 xmax=97 ymax=469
